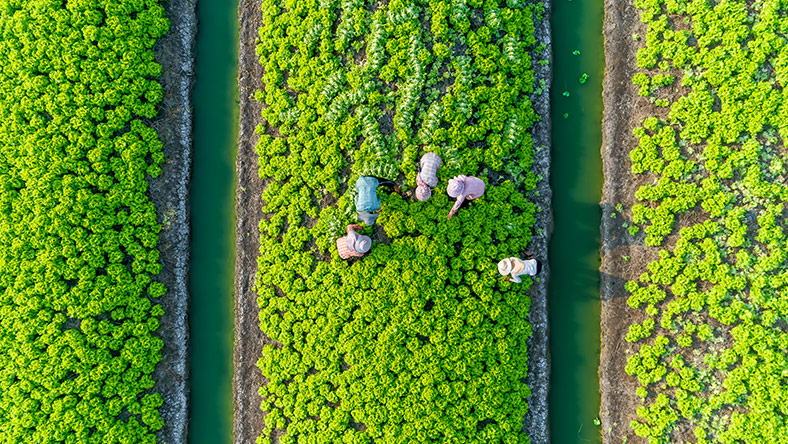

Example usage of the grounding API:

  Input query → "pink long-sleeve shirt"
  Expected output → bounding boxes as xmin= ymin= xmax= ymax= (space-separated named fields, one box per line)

xmin=447 ymin=175 xmax=485 ymax=219
xmin=416 ymin=152 xmax=441 ymax=188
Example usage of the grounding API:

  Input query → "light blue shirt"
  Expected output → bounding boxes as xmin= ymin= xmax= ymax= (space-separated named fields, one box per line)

xmin=355 ymin=177 xmax=381 ymax=212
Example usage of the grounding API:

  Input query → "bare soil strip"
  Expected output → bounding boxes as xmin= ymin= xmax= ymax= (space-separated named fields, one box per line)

xmin=151 ymin=1 xmax=195 ymax=442
xmin=523 ymin=3 xmax=553 ymax=443
xmin=599 ymin=1 xmax=656 ymax=442
xmin=234 ymin=2 xmax=266 ymax=443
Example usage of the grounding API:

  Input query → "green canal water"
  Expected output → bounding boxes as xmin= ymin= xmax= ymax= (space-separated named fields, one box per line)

xmin=188 ymin=0 xmax=238 ymax=443
xmin=548 ymin=0 xmax=604 ymax=442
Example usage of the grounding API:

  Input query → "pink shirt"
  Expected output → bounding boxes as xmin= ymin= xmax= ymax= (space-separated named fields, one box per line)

xmin=337 ymin=225 xmax=365 ymax=259
xmin=447 ymin=175 xmax=485 ymax=219
xmin=416 ymin=152 xmax=441 ymax=187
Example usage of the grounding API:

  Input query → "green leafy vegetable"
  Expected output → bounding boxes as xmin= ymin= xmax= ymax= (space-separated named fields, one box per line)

xmin=0 ymin=1 xmax=170 ymax=442
xmin=625 ymin=0 xmax=788 ymax=441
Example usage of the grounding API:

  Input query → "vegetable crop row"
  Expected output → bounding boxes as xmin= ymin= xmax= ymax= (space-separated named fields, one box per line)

xmin=626 ymin=0 xmax=788 ymax=442
xmin=253 ymin=0 xmax=545 ymax=443
xmin=0 ymin=1 xmax=169 ymax=443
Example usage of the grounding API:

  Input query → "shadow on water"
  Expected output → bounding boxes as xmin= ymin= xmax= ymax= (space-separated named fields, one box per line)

xmin=188 ymin=0 xmax=238 ymax=443
xmin=548 ymin=0 xmax=604 ymax=441
xmin=548 ymin=202 xmax=602 ymax=444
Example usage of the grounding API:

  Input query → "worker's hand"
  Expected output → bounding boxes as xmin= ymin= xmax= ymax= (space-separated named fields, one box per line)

xmin=348 ymin=224 xmax=362 ymax=230
xmin=504 ymin=277 xmax=512 ymax=282
xmin=446 ymin=212 xmax=454 ymax=220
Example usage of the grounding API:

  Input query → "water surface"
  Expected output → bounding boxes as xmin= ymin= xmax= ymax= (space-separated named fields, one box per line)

xmin=548 ymin=0 xmax=604 ymax=441
xmin=188 ymin=0 xmax=239 ymax=442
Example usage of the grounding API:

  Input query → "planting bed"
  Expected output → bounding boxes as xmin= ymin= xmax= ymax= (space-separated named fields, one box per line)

xmin=0 ymin=1 xmax=194 ymax=443
xmin=602 ymin=0 xmax=788 ymax=442
xmin=235 ymin=0 xmax=553 ymax=443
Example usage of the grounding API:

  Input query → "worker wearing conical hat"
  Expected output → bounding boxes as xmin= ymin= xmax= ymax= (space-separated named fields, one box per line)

xmin=337 ymin=224 xmax=372 ymax=259
xmin=415 ymin=152 xmax=441 ymax=202
xmin=446 ymin=175 xmax=485 ymax=219
xmin=497 ymin=254 xmax=542 ymax=283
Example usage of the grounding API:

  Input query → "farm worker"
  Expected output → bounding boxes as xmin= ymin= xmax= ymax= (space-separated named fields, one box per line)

xmin=355 ymin=176 xmax=395 ymax=226
xmin=336 ymin=224 xmax=372 ymax=259
xmin=415 ymin=152 xmax=442 ymax=201
xmin=446 ymin=175 xmax=485 ymax=219
xmin=497 ymin=254 xmax=542 ymax=283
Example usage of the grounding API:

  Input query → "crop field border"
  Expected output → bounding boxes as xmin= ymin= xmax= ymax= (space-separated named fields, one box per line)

xmin=234 ymin=0 xmax=553 ymax=443
xmin=148 ymin=0 xmax=194 ymax=442
xmin=603 ymin=0 xmax=788 ymax=442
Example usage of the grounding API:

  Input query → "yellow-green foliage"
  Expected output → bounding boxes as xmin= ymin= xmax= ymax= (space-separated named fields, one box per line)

xmin=0 ymin=1 xmax=169 ymax=443
xmin=626 ymin=0 xmax=788 ymax=442
xmin=254 ymin=0 xmax=543 ymax=443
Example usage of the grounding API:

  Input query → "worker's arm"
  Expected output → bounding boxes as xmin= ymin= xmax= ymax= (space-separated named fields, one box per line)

xmin=447 ymin=195 xmax=465 ymax=219
xmin=416 ymin=171 xmax=426 ymax=187
xmin=347 ymin=224 xmax=362 ymax=234
xmin=510 ymin=274 xmax=522 ymax=284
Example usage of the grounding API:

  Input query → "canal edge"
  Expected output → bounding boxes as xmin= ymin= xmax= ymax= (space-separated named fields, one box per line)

xmin=523 ymin=0 xmax=554 ymax=442
xmin=151 ymin=0 xmax=196 ymax=442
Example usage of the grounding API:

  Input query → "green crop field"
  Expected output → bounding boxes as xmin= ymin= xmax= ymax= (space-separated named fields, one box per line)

xmin=13 ymin=0 xmax=788 ymax=442
xmin=624 ymin=0 xmax=788 ymax=441
xmin=252 ymin=0 xmax=545 ymax=443
xmin=0 ymin=1 xmax=169 ymax=443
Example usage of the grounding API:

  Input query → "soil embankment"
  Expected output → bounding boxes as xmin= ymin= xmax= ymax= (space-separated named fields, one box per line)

xmin=233 ymin=1 xmax=553 ymax=443
xmin=150 ymin=1 xmax=195 ymax=442
xmin=599 ymin=1 xmax=655 ymax=442
xmin=234 ymin=1 xmax=267 ymax=443
xmin=523 ymin=4 xmax=553 ymax=443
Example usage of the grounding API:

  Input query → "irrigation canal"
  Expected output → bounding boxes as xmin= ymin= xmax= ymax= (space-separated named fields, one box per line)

xmin=184 ymin=0 xmax=604 ymax=442
xmin=188 ymin=0 xmax=238 ymax=443
xmin=548 ymin=0 xmax=605 ymax=441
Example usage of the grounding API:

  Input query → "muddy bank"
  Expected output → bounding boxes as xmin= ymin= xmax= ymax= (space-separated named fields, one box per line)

xmin=233 ymin=1 xmax=554 ymax=443
xmin=599 ymin=0 xmax=654 ymax=442
xmin=150 ymin=0 xmax=195 ymax=442
xmin=522 ymin=4 xmax=553 ymax=444
xmin=234 ymin=1 xmax=267 ymax=443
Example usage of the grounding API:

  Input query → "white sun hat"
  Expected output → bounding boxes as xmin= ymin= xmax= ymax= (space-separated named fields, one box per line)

xmin=354 ymin=235 xmax=372 ymax=253
xmin=447 ymin=178 xmax=465 ymax=198
xmin=497 ymin=258 xmax=513 ymax=276
xmin=415 ymin=185 xmax=432 ymax=201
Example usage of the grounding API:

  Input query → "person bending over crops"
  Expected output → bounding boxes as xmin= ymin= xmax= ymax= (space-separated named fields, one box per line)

xmin=336 ymin=224 xmax=372 ymax=259
xmin=415 ymin=152 xmax=441 ymax=201
xmin=355 ymin=176 xmax=396 ymax=226
xmin=497 ymin=253 xmax=542 ymax=283
xmin=446 ymin=175 xmax=485 ymax=219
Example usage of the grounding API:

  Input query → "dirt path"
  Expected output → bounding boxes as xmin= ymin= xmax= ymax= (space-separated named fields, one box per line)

xmin=599 ymin=1 xmax=655 ymax=442
xmin=522 ymin=3 xmax=553 ymax=443
xmin=233 ymin=1 xmax=267 ymax=443
xmin=150 ymin=0 xmax=195 ymax=442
